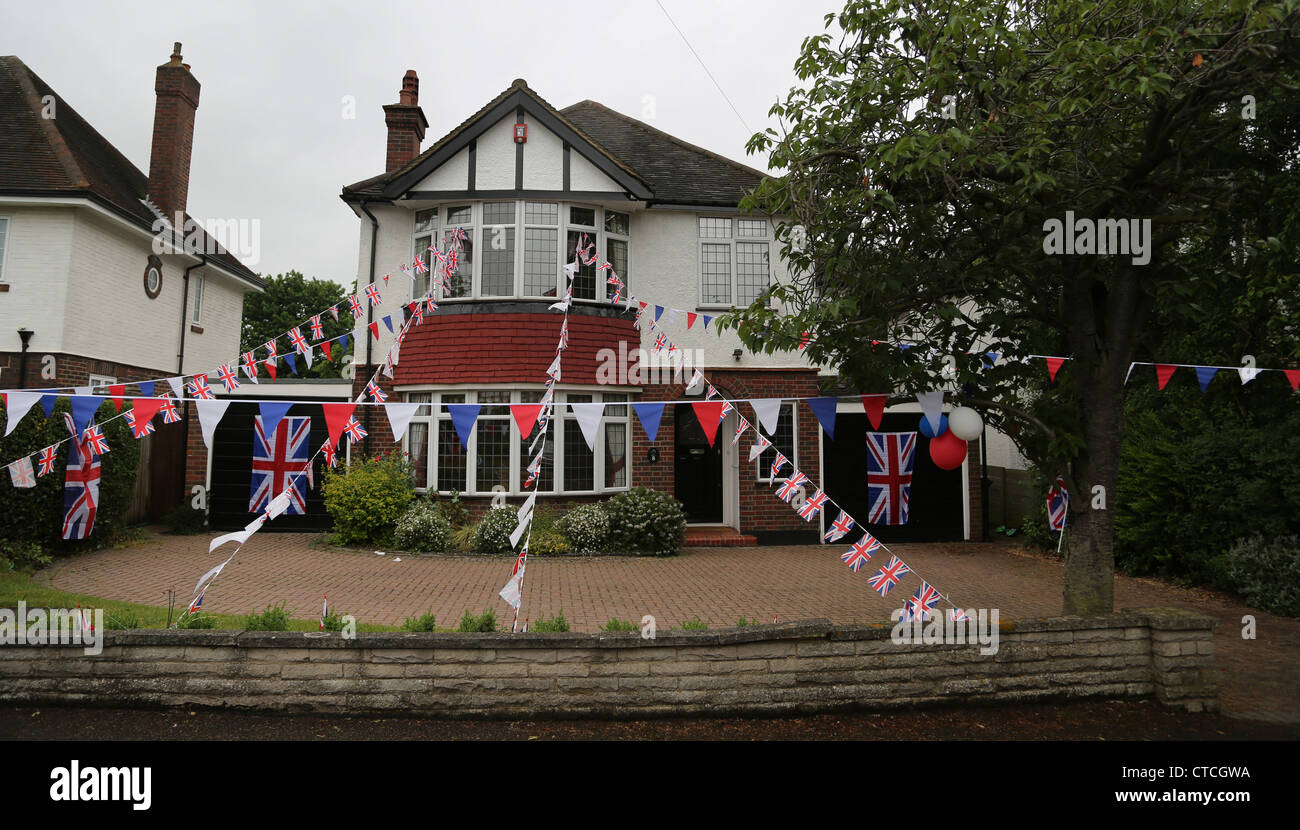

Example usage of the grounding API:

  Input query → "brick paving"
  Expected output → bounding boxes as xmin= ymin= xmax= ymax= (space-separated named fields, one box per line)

xmin=46 ymin=531 xmax=1299 ymax=721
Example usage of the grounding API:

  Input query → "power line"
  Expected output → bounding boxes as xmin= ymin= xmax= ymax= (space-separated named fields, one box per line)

xmin=654 ymin=0 xmax=753 ymax=136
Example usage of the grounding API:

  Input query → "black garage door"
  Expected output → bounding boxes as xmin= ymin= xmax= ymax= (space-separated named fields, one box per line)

xmin=822 ymin=412 xmax=966 ymax=543
xmin=208 ymin=401 xmax=333 ymax=532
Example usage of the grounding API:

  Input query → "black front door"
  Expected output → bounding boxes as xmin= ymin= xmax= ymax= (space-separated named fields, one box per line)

xmin=674 ymin=405 xmax=723 ymax=522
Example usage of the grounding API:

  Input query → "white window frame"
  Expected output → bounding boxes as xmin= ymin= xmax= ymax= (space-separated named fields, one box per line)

xmin=190 ymin=272 xmax=205 ymax=323
xmin=411 ymin=209 xmax=439 ymax=302
xmin=698 ymin=215 xmax=772 ymax=309
xmin=0 ymin=216 xmax=10 ymax=283
xmin=755 ymin=401 xmax=798 ymax=483
xmin=402 ymin=386 xmax=632 ymax=497
xmin=87 ymin=373 xmax=117 ymax=393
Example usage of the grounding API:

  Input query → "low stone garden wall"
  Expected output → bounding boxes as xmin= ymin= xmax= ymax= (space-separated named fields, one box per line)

xmin=0 ymin=608 xmax=1218 ymax=718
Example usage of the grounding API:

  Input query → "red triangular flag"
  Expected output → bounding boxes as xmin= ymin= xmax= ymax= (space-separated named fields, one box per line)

xmin=1155 ymin=364 xmax=1177 ymax=390
xmin=265 ymin=359 xmax=277 ymax=381
xmin=129 ymin=398 xmax=165 ymax=438
xmin=861 ymin=395 xmax=887 ymax=431
xmin=1045 ymin=357 xmax=1065 ymax=382
xmin=108 ymin=384 xmax=126 ymax=412
xmin=323 ymin=403 xmax=357 ymax=449
xmin=322 ymin=340 xmax=331 ymax=361
xmin=686 ymin=312 xmax=697 ymax=329
xmin=690 ymin=401 xmax=726 ymax=447
xmin=510 ymin=404 xmax=543 ymax=439
xmin=1284 ymin=369 xmax=1300 ymax=391
xmin=368 ymin=321 xmax=380 ymax=340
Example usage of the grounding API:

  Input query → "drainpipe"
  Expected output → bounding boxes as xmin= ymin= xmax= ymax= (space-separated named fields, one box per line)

xmin=980 ymin=421 xmax=990 ymax=541
xmin=178 ymin=255 xmax=205 ymax=511
xmin=359 ymin=201 xmax=380 ymax=453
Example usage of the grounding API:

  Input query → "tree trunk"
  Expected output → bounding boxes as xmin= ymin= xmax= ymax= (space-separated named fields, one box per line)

xmin=1061 ymin=374 xmax=1123 ymax=616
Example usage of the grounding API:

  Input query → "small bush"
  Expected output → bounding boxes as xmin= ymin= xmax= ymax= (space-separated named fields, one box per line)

xmin=556 ymin=503 xmax=611 ymax=554
xmin=603 ymin=488 xmax=686 ymax=556
xmin=472 ymin=507 xmax=518 ymax=554
xmin=321 ymin=452 xmax=415 ymax=547
xmin=177 ymin=613 xmax=217 ymax=629
xmin=0 ymin=540 xmax=52 ymax=572
xmin=457 ymin=609 xmax=498 ymax=632
xmin=401 ymin=610 xmax=438 ymax=632
xmin=680 ymin=616 xmax=708 ymax=630
xmin=244 ymin=601 xmax=292 ymax=631
xmin=436 ymin=491 xmax=471 ymax=528
xmin=601 ymin=617 xmax=639 ymax=632
xmin=736 ymin=616 xmax=755 ymax=628
xmin=103 ymin=613 xmax=141 ymax=630
xmin=321 ymin=609 xmax=349 ymax=632
xmin=1227 ymin=535 xmax=1300 ymax=617
xmin=393 ymin=501 xmax=453 ymax=553
xmin=532 ymin=611 xmax=570 ymax=632
xmin=527 ymin=529 xmax=569 ymax=556
xmin=163 ymin=504 xmax=207 ymax=535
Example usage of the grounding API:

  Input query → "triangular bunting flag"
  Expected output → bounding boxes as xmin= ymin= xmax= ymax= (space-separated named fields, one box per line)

xmin=703 ymin=315 xmax=713 ymax=329
xmin=916 ymin=390 xmax=944 ymax=436
xmin=1284 ymin=369 xmax=1300 ymax=391
xmin=138 ymin=381 xmax=155 ymax=397
xmin=632 ymin=402 xmax=665 ymax=443
xmin=265 ymin=359 xmax=278 ymax=381
xmin=1045 ymin=357 xmax=1065 ymax=382
xmin=108 ymin=385 xmax=126 ymax=412
xmin=322 ymin=403 xmax=357 ymax=450
xmin=383 ymin=315 xmax=394 ymax=334
xmin=686 ymin=312 xmax=697 ymax=329
xmin=749 ymin=433 xmax=771 ymax=462
xmin=690 ymin=401 xmax=726 ymax=447
xmin=166 ymin=376 xmax=185 ymax=400
xmin=861 ymin=395 xmax=887 ymax=431
xmin=654 ymin=305 xmax=664 ymax=322
xmin=1195 ymin=366 xmax=1218 ymax=393
xmin=128 ymin=398 xmax=165 ymax=439
xmin=447 ymin=404 xmax=482 ymax=450
xmin=40 ymin=395 xmax=57 ymax=418
xmin=284 ymin=352 xmax=298 ymax=375
xmin=70 ymin=396 xmax=101 ymax=439
xmin=195 ymin=400 xmax=231 ymax=449
xmin=258 ymin=401 xmax=295 ymax=441
xmin=569 ymin=403 xmax=605 ymax=452
xmin=368 ymin=322 xmax=380 ymax=340
xmin=1155 ymin=364 xmax=1177 ymax=390
xmin=750 ymin=398 xmax=783 ymax=435
xmin=3 ymin=391 xmax=42 ymax=437
xmin=510 ymin=404 xmax=543 ymax=439
xmin=1238 ymin=365 xmax=1259 ymax=385
xmin=322 ymin=340 xmax=331 ymax=361
xmin=732 ymin=415 xmax=750 ymax=445
xmin=384 ymin=402 xmax=421 ymax=443
xmin=806 ymin=397 xmax=838 ymax=439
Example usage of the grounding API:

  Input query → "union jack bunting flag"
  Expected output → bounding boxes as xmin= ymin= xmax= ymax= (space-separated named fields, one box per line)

xmin=265 ymin=338 xmax=278 ymax=359
xmin=310 ymin=314 xmax=324 ymax=339
xmin=732 ymin=416 xmax=750 ymax=445
xmin=187 ymin=589 xmax=205 ymax=616
xmin=426 ymin=298 xmax=438 ymax=314
xmin=37 ymin=446 xmax=58 ymax=477
xmin=124 ymin=409 xmax=155 ymax=438
xmin=558 ymin=318 xmax=569 ymax=350
xmin=950 ymin=608 xmax=970 ymax=623
xmin=8 ymin=457 xmax=35 ymax=488
xmin=241 ymin=352 xmax=259 ymax=380
xmin=705 ymin=385 xmax=719 ymax=401
xmin=61 ymin=414 xmax=101 ymax=540
xmin=288 ymin=327 xmax=309 ymax=354
xmin=365 ymin=284 xmax=382 ymax=306
xmin=841 ymin=534 xmax=879 ymax=572
xmin=342 ymin=417 xmax=367 ymax=443
xmin=797 ymin=488 xmax=828 ymax=521
xmin=188 ymin=374 xmax=215 ymax=401
xmin=903 ymin=582 xmax=942 ymax=622
xmin=365 ymin=380 xmax=388 ymax=403
xmin=1047 ymin=475 xmax=1069 ymax=531
xmin=775 ymin=470 xmax=807 ymax=502
xmin=347 ymin=295 xmax=364 ymax=319
xmin=217 ymin=363 xmax=240 ymax=393
xmin=328 ymin=305 xmax=339 ymax=321
xmin=414 ymin=256 xmax=428 ymax=274
xmin=866 ymin=431 xmax=916 ymax=525
xmin=249 ymin=415 xmax=311 ymax=515
xmin=769 ymin=451 xmax=789 ymax=479
xmin=321 ymin=437 xmax=338 ymax=468
xmin=720 ymin=401 xmax=733 ymax=418
xmin=748 ymin=433 xmax=771 ymax=462
xmin=158 ymin=395 xmax=182 ymax=424
xmin=83 ymin=425 xmax=109 ymax=455
xmin=652 ymin=332 xmax=667 ymax=353
xmin=867 ymin=555 xmax=911 ymax=597
xmin=824 ymin=510 xmax=855 ymax=543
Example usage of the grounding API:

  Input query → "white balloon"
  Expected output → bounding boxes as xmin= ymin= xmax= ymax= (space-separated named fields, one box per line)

xmin=948 ymin=406 xmax=984 ymax=441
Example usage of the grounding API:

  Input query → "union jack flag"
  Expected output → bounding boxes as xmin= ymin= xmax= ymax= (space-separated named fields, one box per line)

xmin=1047 ymin=475 xmax=1069 ymax=531
xmin=83 ymin=424 xmax=109 ymax=455
xmin=732 ymin=416 xmax=750 ymax=445
xmin=265 ymin=338 xmax=278 ymax=359
xmin=903 ymin=582 xmax=942 ymax=622
xmin=365 ymin=380 xmax=388 ymax=403
xmin=249 ymin=414 xmax=311 ymax=515
xmin=188 ymin=589 xmax=204 ymax=616
xmin=365 ymin=284 xmax=382 ymax=306
xmin=217 ymin=363 xmax=240 ymax=392
xmin=288 ymin=327 xmax=309 ymax=354
xmin=124 ymin=409 xmax=155 ymax=438
xmin=329 ymin=305 xmax=339 ymax=321
xmin=310 ymin=314 xmax=324 ymax=339
xmin=558 ymin=318 xmax=569 ymax=350
xmin=775 ymin=470 xmax=807 ymax=502
xmin=867 ymin=555 xmax=911 ymax=597
xmin=241 ymin=351 xmax=259 ymax=380
xmin=770 ymin=451 xmax=789 ymax=479
xmin=749 ymin=433 xmax=771 ymax=462
xmin=426 ymin=298 xmax=438 ymax=314
xmin=824 ymin=510 xmax=855 ymax=542
xmin=705 ymin=385 xmax=719 ymax=401
xmin=652 ymin=332 xmax=667 ymax=353
xmin=8 ymin=457 xmax=35 ymax=488
xmin=414 ymin=256 xmax=428 ymax=274
xmin=607 ymin=274 xmax=623 ymax=304
xmin=321 ymin=437 xmax=338 ymax=468
xmin=720 ymin=400 xmax=733 ymax=418
xmin=342 ymin=417 xmax=367 ymax=443
xmin=37 ymin=446 xmax=58 ymax=476
xmin=866 ymin=432 xmax=916 ymax=525
xmin=841 ymin=534 xmax=879 ymax=572
xmin=188 ymin=374 xmax=215 ymax=400
xmin=797 ymin=488 xmax=827 ymax=520
xmin=61 ymin=414 xmax=101 ymax=540
xmin=158 ymin=395 xmax=182 ymax=424
xmin=950 ymin=608 xmax=970 ymax=622
xmin=348 ymin=295 xmax=364 ymax=319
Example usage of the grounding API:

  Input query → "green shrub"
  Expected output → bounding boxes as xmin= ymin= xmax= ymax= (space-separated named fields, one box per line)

xmin=243 ymin=601 xmax=292 ymax=631
xmin=0 ymin=397 xmax=140 ymax=553
xmin=163 ymin=504 xmax=207 ymax=535
xmin=321 ymin=609 xmax=349 ymax=632
xmin=680 ymin=616 xmax=708 ymax=630
xmin=177 ymin=613 xmax=217 ymax=629
xmin=393 ymin=501 xmax=453 ymax=552
xmin=457 ymin=609 xmax=498 ymax=632
xmin=472 ymin=507 xmax=518 ymax=554
xmin=401 ymin=610 xmax=438 ymax=632
xmin=527 ymin=529 xmax=569 ymax=556
xmin=532 ymin=611 xmax=570 ymax=632
xmin=736 ymin=616 xmax=754 ymax=628
xmin=449 ymin=523 xmax=477 ymax=553
xmin=436 ymin=490 xmax=471 ymax=528
xmin=603 ymin=488 xmax=687 ymax=556
xmin=104 ymin=612 xmax=141 ymax=630
xmin=1226 ymin=535 xmax=1300 ymax=617
xmin=321 ymin=452 xmax=415 ymax=547
xmin=0 ymin=540 xmax=52 ymax=573
xmin=556 ymin=502 xmax=611 ymax=553
xmin=601 ymin=617 xmax=639 ymax=632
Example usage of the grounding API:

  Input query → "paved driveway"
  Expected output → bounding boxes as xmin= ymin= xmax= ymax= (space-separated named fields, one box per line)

xmin=46 ymin=532 xmax=1299 ymax=721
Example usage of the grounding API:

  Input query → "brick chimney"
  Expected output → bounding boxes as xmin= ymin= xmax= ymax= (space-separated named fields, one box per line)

xmin=147 ymin=42 xmax=201 ymax=219
xmin=383 ymin=70 xmax=428 ymax=173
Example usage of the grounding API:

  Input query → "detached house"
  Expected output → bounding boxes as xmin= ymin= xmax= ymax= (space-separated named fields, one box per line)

xmin=0 ymin=45 xmax=263 ymax=518
xmin=342 ymin=74 xmax=989 ymax=544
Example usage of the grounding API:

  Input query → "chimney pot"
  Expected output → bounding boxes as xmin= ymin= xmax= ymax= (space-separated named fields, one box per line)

xmin=383 ymin=70 xmax=428 ymax=173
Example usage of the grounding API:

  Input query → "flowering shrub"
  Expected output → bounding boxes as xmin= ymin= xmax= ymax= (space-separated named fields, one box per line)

xmin=603 ymin=488 xmax=686 ymax=556
xmin=321 ymin=452 xmax=414 ymax=547
xmin=472 ymin=507 xmax=518 ymax=554
xmin=555 ymin=502 xmax=610 ymax=554
xmin=393 ymin=501 xmax=453 ymax=553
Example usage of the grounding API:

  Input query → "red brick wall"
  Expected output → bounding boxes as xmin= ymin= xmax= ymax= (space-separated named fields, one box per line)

xmin=0 ymin=351 xmax=173 ymax=391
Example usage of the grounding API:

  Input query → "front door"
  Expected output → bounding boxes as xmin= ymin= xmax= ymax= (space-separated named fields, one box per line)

xmin=675 ymin=405 xmax=722 ymax=522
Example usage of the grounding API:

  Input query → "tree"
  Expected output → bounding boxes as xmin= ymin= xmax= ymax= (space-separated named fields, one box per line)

xmin=725 ymin=0 xmax=1300 ymax=614
xmin=241 ymin=271 xmax=354 ymax=379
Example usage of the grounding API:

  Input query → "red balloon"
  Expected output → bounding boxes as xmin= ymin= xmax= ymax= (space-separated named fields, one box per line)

xmin=929 ymin=429 xmax=967 ymax=470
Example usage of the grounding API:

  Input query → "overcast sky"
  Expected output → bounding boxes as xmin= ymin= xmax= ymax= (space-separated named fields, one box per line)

xmin=0 ymin=0 xmax=837 ymax=287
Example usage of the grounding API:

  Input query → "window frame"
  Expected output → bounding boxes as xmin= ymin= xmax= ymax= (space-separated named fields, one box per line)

xmin=190 ymin=272 xmax=205 ymax=323
xmin=754 ymin=401 xmax=798 ymax=483
xmin=698 ymin=215 xmax=772 ymax=310
xmin=411 ymin=209 xmax=439 ymax=302
xmin=0 ymin=216 xmax=10 ymax=283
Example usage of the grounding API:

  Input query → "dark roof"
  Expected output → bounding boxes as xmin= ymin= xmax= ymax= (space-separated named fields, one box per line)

xmin=0 ymin=55 xmax=262 ymax=287
xmin=341 ymin=79 xmax=767 ymax=207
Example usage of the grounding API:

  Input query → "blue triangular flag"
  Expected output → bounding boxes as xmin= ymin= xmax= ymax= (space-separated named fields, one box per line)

xmin=1195 ymin=366 xmax=1218 ymax=393
xmin=338 ymin=333 xmax=349 ymax=353
xmin=632 ymin=402 xmax=666 ymax=443
xmin=703 ymin=315 xmax=713 ymax=329
xmin=806 ymin=397 xmax=838 ymax=440
xmin=138 ymin=380 xmax=154 ymax=397
xmin=40 ymin=395 xmax=58 ymax=418
xmin=899 ymin=343 xmax=913 ymax=352
xmin=284 ymin=352 xmax=298 ymax=375
xmin=983 ymin=351 xmax=1001 ymax=369
xmin=258 ymin=401 xmax=294 ymax=439
xmin=447 ymin=404 xmax=481 ymax=449
xmin=70 ymin=396 xmax=101 ymax=437
xmin=654 ymin=306 xmax=664 ymax=322
xmin=383 ymin=315 xmax=394 ymax=333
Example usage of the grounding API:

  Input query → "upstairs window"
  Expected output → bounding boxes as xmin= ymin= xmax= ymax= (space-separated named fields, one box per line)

xmin=700 ymin=216 xmax=770 ymax=308
xmin=0 ymin=217 xmax=9 ymax=282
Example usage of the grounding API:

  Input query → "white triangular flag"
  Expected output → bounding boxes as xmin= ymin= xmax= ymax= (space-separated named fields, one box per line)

xmin=195 ymin=399 xmax=231 ymax=449
xmin=384 ymin=402 xmax=421 ymax=443
xmin=1239 ymin=366 xmax=1261 ymax=385
xmin=166 ymin=376 xmax=186 ymax=400
xmin=3 ymin=391 xmax=42 ymax=437
xmin=750 ymin=398 xmax=784 ymax=435
xmin=194 ymin=560 xmax=226 ymax=596
xmin=302 ymin=345 xmax=314 ymax=369
xmin=499 ymin=567 xmax=524 ymax=609
xmin=686 ymin=369 xmax=704 ymax=393
xmin=749 ymin=433 xmax=772 ymax=462
xmin=517 ymin=491 xmax=537 ymax=524
xmin=917 ymin=390 xmax=945 ymax=435
xmin=267 ymin=490 xmax=292 ymax=519
xmin=209 ymin=527 xmax=256 ymax=553
xmin=509 ymin=514 xmax=531 ymax=549
xmin=569 ymin=402 xmax=605 ymax=451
